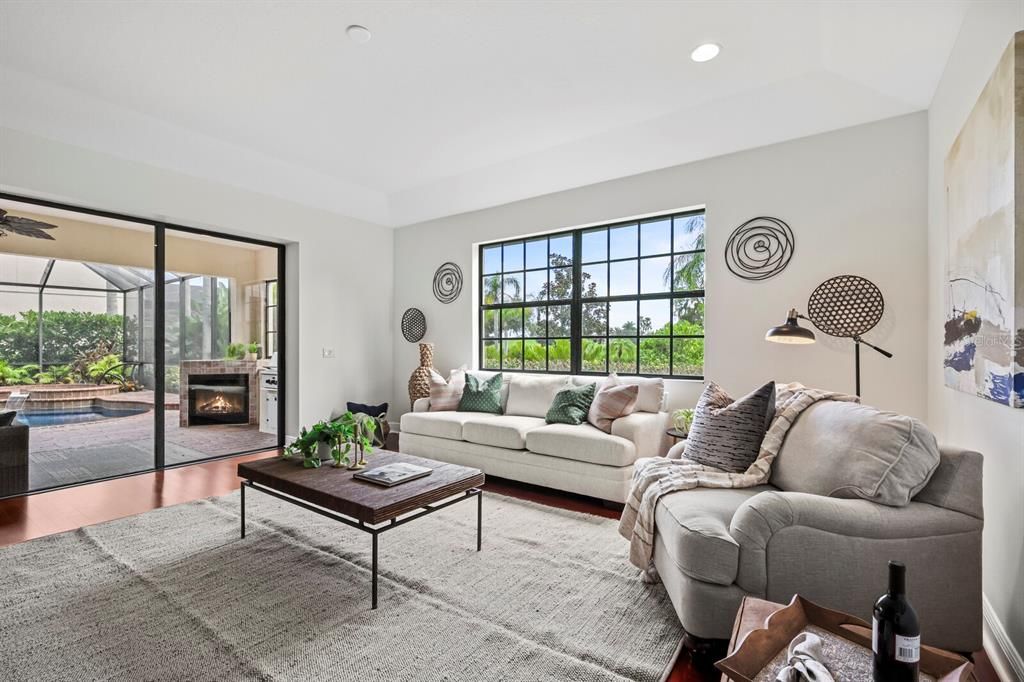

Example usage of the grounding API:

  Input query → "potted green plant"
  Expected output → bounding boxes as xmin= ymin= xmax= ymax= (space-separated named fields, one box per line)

xmin=245 ymin=342 xmax=261 ymax=361
xmin=282 ymin=412 xmax=378 ymax=470
xmin=225 ymin=342 xmax=247 ymax=361
xmin=671 ymin=408 xmax=695 ymax=434
xmin=282 ymin=422 xmax=330 ymax=468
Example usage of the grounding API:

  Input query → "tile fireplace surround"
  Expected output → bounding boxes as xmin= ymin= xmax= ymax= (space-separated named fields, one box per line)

xmin=179 ymin=360 xmax=260 ymax=427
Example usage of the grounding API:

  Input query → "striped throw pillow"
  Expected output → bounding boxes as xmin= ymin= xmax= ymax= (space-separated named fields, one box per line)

xmin=587 ymin=383 xmax=639 ymax=433
xmin=684 ymin=381 xmax=776 ymax=473
xmin=546 ymin=383 xmax=597 ymax=425
xmin=428 ymin=369 xmax=465 ymax=411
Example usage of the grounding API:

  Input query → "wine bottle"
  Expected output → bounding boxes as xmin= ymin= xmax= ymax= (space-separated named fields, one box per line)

xmin=873 ymin=560 xmax=921 ymax=681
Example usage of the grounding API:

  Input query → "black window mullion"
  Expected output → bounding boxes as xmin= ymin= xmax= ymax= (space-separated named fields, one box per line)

xmin=570 ymin=231 xmax=582 ymax=375
xmin=478 ymin=211 xmax=703 ymax=378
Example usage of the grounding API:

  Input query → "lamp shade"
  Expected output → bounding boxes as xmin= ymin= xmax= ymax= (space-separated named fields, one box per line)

xmin=765 ymin=308 xmax=816 ymax=344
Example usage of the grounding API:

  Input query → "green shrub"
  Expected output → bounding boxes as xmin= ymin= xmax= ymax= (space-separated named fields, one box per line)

xmin=0 ymin=310 xmax=124 ymax=366
xmin=0 ymin=360 xmax=39 ymax=386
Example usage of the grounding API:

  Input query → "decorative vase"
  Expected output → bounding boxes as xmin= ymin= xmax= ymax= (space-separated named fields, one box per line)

xmin=408 ymin=342 xmax=434 ymax=409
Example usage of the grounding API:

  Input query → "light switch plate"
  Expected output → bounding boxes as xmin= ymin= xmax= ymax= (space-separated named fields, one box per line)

xmin=322 ymin=347 xmax=335 ymax=359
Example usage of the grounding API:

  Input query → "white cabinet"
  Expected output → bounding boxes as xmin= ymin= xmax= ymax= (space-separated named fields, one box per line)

xmin=259 ymin=370 xmax=278 ymax=435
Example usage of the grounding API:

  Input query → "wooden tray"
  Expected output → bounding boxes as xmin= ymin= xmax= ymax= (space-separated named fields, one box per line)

xmin=715 ymin=595 xmax=975 ymax=682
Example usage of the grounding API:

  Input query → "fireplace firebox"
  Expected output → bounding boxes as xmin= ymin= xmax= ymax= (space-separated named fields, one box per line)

xmin=188 ymin=374 xmax=250 ymax=426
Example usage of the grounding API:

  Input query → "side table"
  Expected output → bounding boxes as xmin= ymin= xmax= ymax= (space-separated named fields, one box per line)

xmin=665 ymin=428 xmax=688 ymax=442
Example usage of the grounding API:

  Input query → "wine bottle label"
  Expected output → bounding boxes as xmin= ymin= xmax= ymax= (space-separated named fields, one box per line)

xmin=872 ymin=617 xmax=879 ymax=654
xmin=895 ymin=634 xmax=920 ymax=663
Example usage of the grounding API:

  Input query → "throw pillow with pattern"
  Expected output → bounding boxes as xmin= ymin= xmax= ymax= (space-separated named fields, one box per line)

xmin=545 ymin=382 xmax=597 ymax=425
xmin=428 ymin=369 xmax=465 ymax=411
xmin=457 ymin=372 xmax=503 ymax=414
xmin=684 ymin=381 xmax=776 ymax=473
xmin=587 ymin=382 xmax=639 ymax=433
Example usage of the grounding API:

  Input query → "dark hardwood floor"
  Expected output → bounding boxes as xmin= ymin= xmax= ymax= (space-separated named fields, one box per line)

xmin=0 ymin=441 xmax=999 ymax=682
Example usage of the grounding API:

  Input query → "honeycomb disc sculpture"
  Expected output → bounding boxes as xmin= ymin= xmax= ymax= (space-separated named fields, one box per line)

xmin=724 ymin=216 xmax=794 ymax=281
xmin=401 ymin=308 xmax=427 ymax=343
xmin=807 ymin=275 xmax=884 ymax=338
xmin=432 ymin=262 xmax=463 ymax=303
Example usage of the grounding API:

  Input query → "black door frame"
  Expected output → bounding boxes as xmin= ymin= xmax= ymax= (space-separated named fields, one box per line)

xmin=0 ymin=191 xmax=287 ymax=487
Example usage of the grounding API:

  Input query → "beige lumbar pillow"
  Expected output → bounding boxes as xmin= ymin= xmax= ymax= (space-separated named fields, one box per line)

xmin=587 ymin=382 xmax=639 ymax=433
xmin=505 ymin=375 xmax=571 ymax=418
xmin=428 ymin=369 xmax=465 ymax=411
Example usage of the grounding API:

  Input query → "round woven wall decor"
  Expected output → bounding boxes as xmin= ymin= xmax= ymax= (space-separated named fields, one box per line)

xmin=807 ymin=275 xmax=884 ymax=338
xmin=401 ymin=308 xmax=427 ymax=343
xmin=432 ymin=262 xmax=463 ymax=304
xmin=724 ymin=216 xmax=794 ymax=281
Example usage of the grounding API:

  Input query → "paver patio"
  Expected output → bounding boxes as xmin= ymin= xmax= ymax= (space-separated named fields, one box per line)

xmin=26 ymin=408 xmax=277 ymax=491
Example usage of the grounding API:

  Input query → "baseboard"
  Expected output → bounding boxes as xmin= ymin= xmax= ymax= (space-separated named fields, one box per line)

xmin=983 ymin=594 xmax=1024 ymax=681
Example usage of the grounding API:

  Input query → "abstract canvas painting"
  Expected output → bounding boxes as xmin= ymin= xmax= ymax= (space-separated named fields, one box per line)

xmin=944 ymin=33 xmax=1024 ymax=408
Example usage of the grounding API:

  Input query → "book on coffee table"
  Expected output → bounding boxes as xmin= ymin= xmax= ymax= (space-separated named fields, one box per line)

xmin=354 ymin=462 xmax=432 ymax=487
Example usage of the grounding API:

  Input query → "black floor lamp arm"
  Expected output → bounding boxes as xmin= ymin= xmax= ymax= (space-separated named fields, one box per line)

xmin=852 ymin=335 xmax=894 ymax=358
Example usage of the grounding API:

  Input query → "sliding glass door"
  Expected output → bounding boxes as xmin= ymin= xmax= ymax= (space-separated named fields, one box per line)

xmin=0 ymin=194 xmax=284 ymax=497
xmin=163 ymin=228 xmax=281 ymax=465
xmin=0 ymin=199 xmax=156 ymax=494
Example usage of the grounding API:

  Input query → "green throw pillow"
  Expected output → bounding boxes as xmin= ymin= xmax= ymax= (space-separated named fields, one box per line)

xmin=457 ymin=373 xmax=503 ymax=414
xmin=545 ymin=382 xmax=597 ymax=425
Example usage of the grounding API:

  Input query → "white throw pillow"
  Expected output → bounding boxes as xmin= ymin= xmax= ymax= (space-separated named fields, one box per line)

xmin=505 ymin=375 xmax=571 ymax=418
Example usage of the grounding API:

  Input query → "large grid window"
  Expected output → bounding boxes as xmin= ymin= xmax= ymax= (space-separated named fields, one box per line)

xmin=479 ymin=210 xmax=705 ymax=378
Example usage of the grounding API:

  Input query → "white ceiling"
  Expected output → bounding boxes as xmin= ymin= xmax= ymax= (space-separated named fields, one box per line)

xmin=0 ymin=1 xmax=969 ymax=227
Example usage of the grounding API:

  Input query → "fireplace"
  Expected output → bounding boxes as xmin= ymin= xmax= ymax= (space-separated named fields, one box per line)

xmin=187 ymin=374 xmax=249 ymax=426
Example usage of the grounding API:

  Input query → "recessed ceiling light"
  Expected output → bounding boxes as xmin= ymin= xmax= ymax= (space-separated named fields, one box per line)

xmin=346 ymin=25 xmax=372 ymax=44
xmin=690 ymin=43 xmax=721 ymax=63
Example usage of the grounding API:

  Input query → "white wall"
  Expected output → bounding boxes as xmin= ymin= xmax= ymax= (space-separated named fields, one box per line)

xmin=393 ymin=113 xmax=929 ymax=420
xmin=926 ymin=1 xmax=1024 ymax=671
xmin=0 ymin=127 xmax=395 ymax=434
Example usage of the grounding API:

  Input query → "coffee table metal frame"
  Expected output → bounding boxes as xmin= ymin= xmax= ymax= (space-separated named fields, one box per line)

xmin=240 ymin=479 xmax=482 ymax=609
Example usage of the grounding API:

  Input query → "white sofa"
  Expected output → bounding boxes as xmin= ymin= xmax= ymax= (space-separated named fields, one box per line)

xmin=398 ymin=372 xmax=672 ymax=503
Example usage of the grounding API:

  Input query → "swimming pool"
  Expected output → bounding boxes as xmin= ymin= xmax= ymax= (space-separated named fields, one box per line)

xmin=16 ymin=406 xmax=149 ymax=427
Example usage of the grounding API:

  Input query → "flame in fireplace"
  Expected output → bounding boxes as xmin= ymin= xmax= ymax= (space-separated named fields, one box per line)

xmin=198 ymin=392 xmax=243 ymax=414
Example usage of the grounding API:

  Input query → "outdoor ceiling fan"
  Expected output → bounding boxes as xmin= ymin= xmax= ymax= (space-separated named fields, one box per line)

xmin=0 ymin=209 xmax=58 ymax=240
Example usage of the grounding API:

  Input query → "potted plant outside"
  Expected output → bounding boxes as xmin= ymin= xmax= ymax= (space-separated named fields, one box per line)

xmin=226 ymin=343 xmax=247 ymax=361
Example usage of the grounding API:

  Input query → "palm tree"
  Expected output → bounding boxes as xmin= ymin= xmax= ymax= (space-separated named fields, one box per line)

xmin=663 ymin=217 xmax=706 ymax=291
xmin=483 ymin=274 xmax=522 ymax=304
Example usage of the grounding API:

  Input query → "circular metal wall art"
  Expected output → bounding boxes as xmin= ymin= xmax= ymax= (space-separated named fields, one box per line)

xmin=401 ymin=308 xmax=427 ymax=343
xmin=807 ymin=275 xmax=884 ymax=338
xmin=432 ymin=262 xmax=463 ymax=303
xmin=724 ymin=216 xmax=795 ymax=281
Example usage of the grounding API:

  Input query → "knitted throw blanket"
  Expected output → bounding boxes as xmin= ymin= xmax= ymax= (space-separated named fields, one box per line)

xmin=617 ymin=383 xmax=858 ymax=578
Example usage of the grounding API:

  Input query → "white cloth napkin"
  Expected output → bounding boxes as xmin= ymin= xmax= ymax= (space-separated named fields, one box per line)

xmin=775 ymin=632 xmax=835 ymax=682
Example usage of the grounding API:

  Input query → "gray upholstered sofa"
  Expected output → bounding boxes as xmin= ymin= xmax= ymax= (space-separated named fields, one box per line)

xmin=652 ymin=401 xmax=983 ymax=653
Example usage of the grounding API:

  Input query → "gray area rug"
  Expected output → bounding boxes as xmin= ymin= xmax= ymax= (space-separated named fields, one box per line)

xmin=0 ymin=490 xmax=684 ymax=681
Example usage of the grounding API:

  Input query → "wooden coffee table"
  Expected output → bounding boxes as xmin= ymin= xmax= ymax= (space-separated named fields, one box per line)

xmin=237 ymin=451 xmax=485 ymax=609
